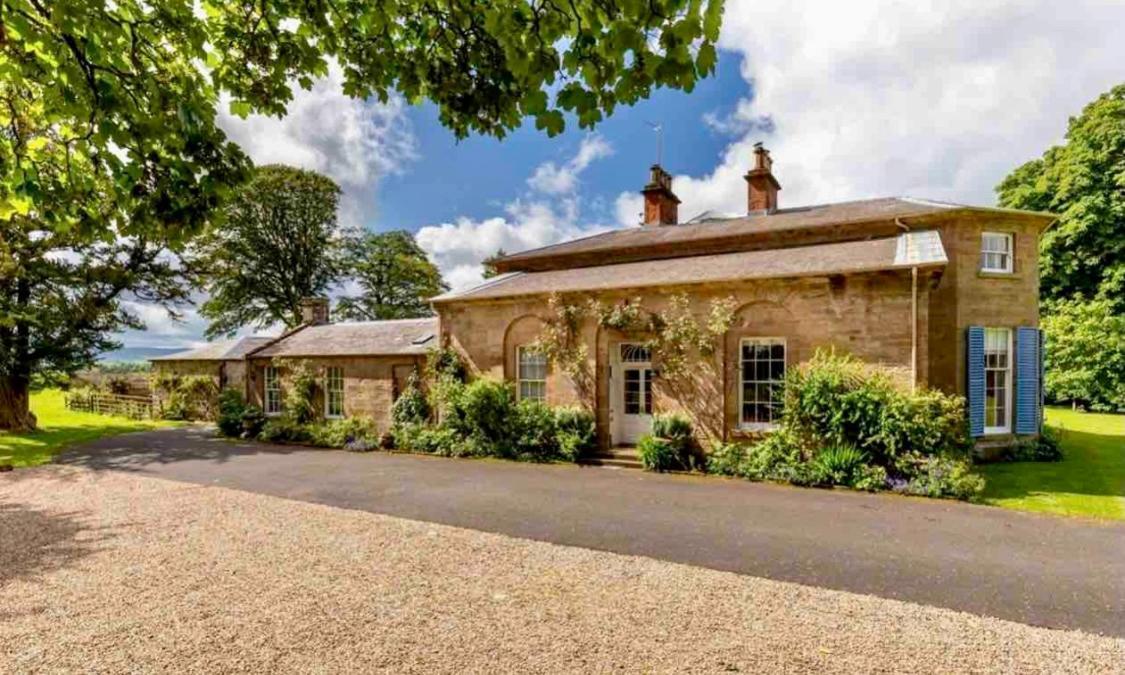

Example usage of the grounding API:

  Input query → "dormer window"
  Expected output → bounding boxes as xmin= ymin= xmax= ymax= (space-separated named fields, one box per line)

xmin=980 ymin=232 xmax=1013 ymax=273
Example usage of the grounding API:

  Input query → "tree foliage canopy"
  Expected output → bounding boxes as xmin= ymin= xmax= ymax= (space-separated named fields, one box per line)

xmin=335 ymin=231 xmax=447 ymax=322
xmin=198 ymin=165 xmax=345 ymax=337
xmin=1041 ymin=299 xmax=1125 ymax=412
xmin=997 ymin=82 xmax=1125 ymax=311
xmin=0 ymin=0 xmax=724 ymax=429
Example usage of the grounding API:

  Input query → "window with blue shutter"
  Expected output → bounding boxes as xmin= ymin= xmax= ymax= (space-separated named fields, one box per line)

xmin=1015 ymin=327 xmax=1042 ymax=434
xmin=966 ymin=326 xmax=985 ymax=437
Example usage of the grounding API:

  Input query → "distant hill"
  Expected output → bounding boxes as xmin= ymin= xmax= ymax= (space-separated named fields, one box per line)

xmin=98 ymin=346 xmax=185 ymax=363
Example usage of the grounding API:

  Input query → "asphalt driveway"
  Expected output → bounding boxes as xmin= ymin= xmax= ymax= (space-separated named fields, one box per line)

xmin=60 ymin=427 xmax=1125 ymax=638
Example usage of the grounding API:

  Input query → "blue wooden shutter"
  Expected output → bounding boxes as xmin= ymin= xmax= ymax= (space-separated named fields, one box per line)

xmin=1015 ymin=327 xmax=1041 ymax=434
xmin=966 ymin=326 xmax=985 ymax=437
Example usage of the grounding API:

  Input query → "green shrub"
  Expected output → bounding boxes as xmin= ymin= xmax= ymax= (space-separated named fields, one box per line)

xmin=782 ymin=350 xmax=971 ymax=466
xmin=738 ymin=431 xmax=805 ymax=482
xmin=153 ymin=373 xmax=220 ymax=420
xmin=241 ymin=406 xmax=266 ymax=438
xmin=513 ymin=399 xmax=558 ymax=461
xmin=307 ymin=417 xmax=379 ymax=449
xmin=392 ymin=370 xmax=430 ymax=426
xmin=217 ymin=388 xmax=246 ymax=437
xmin=642 ymin=413 xmax=698 ymax=471
xmin=998 ymin=428 xmax=1064 ymax=462
xmin=875 ymin=389 xmax=972 ymax=462
xmin=899 ymin=455 xmax=984 ymax=501
xmin=260 ymin=417 xmax=310 ymax=444
xmin=812 ymin=444 xmax=868 ymax=486
xmin=425 ymin=345 xmax=468 ymax=384
xmin=554 ymin=407 xmax=596 ymax=461
xmin=705 ymin=442 xmax=749 ymax=476
xmin=281 ymin=359 xmax=318 ymax=424
xmin=394 ymin=423 xmax=465 ymax=456
xmin=457 ymin=378 xmax=517 ymax=457
xmin=164 ymin=394 xmax=190 ymax=421
xmin=851 ymin=464 xmax=888 ymax=492
xmin=637 ymin=435 xmax=679 ymax=472
xmin=652 ymin=413 xmax=693 ymax=443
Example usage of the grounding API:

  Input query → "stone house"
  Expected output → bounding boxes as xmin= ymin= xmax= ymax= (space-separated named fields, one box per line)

xmin=154 ymin=145 xmax=1051 ymax=452
xmin=434 ymin=145 xmax=1053 ymax=450
xmin=243 ymin=309 xmax=436 ymax=425
xmin=150 ymin=336 xmax=274 ymax=409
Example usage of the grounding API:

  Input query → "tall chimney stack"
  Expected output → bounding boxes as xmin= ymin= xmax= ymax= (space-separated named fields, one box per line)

xmin=744 ymin=142 xmax=781 ymax=214
xmin=641 ymin=164 xmax=680 ymax=226
xmin=299 ymin=297 xmax=330 ymax=326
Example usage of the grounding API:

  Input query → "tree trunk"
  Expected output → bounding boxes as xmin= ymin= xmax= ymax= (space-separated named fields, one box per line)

xmin=0 ymin=375 xmax=37 ymax=432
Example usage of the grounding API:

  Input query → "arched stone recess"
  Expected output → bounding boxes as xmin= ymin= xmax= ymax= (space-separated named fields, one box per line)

xmin=502 ymin=314 xmax=547 ymax=382
xmin=724 ymin=295 xmax=799 ymax=438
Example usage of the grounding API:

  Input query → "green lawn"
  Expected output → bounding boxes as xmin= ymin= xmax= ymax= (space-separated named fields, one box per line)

xmin=980 ymin=407 xmax=1125 ymax=520
xmin=0 ymin=389 xmax=181 ymax=468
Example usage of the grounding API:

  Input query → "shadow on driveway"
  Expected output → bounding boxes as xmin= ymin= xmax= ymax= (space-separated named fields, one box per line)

xmin=58 ymin=426 xmax=302 ymax=471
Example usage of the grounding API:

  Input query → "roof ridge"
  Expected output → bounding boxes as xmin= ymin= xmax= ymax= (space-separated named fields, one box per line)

xmin=316 ymin=317 xmax=438 ymax=326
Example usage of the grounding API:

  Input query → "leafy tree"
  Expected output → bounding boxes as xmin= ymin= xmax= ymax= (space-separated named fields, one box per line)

xmin=1042 ymin=299 xmax=1125 ymax=412
xmin=0 ymin=0 xmax=725 ymax=430
xmin=335 ymin=230 xmax=447 ymax=321
xmin=997 ymin=83 xmax=1125 ymax=311
xmin=482 ymin=248 xmax=508 ymax=279
xmin=198 ymin=166 xmax=345 ymax=337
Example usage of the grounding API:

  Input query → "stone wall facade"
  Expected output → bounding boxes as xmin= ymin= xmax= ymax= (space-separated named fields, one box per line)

xmin=439 ymin=270 xmax=929 ymax=448
xmin=150 ymin=360 xmax=238 ymax=418
xmin=924 ymin=212 xmax=1041 ymax=394
xmin=440 ymin=211 xmax=1043 ymax=447
xmin=246 ymin=355 xmax=424 ymax=430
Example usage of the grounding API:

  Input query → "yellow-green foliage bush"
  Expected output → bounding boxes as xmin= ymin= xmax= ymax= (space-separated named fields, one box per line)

xmin=707 ymin=350 xmax=983 ymax=501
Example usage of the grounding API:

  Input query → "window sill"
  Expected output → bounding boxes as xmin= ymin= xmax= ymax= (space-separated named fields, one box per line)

xmin=977 ymin=270 xmax=1021 ymax=280
xmin=736 ymin=423 xmax=778 ymax=433
xmin=982 ymin=428 xmax=1012 ymax=437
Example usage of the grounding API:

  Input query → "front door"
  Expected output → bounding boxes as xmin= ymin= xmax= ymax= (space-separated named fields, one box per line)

xmin=612 ymin=343 xmax=653 ymax=445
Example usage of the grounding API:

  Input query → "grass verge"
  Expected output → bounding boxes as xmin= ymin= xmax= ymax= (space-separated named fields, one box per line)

xmin=980 ymin=407 xmax=1124 ymax=520
xmin=0 ymin=389 xmax=181 ymax=468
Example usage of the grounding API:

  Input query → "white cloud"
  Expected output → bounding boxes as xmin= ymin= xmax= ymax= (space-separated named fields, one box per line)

xmin=653 ymin=0 xmax=1125 ymax=220
xmin=417 ymin=198 xmax=614 ymax=291
xmin=527 ymin=135 xmax=613 ymax=195
xmin=116 ymin=301 xmax=210 ymax=349
xmin=218 ymin=61 xmax=417 ymax=228
xmin=418 ymin=137 xmax=618 ymax=290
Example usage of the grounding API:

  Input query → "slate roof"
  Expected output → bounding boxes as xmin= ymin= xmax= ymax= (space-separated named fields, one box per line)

xmin=434 ymin=231 xmax=948 ymax=304
xmin=496 ymin=197 xmax=1052 ymax=270
xmin=150 ymin=337 xmax=274 ymax=362
xmin=249 ymin=318 xmax=438 ymax=358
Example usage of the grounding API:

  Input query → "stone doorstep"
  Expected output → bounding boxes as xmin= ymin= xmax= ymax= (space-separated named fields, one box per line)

xmin=579 ymin=446 xmax=643 ymax=470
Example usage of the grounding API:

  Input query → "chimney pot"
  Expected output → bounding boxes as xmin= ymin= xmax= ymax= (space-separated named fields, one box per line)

xmin=300 ymin=297 xmax=330 ymax=326
xmin=745 ymin=143 xmax=781 ymax=214
xmin=641 ymin=164 xmax=680 ymax=226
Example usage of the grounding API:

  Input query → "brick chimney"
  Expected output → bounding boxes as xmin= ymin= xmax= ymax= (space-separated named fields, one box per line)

xmin=299 ymin=297 xmax=330 ymax=326
xmin=744 ymin=142 xmax=781 ymax=214
xmin=641 ymin=164 xmax=680 ymax=226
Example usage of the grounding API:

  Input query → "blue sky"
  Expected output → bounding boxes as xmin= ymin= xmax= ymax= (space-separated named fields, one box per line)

xmin=377 ymin=51 xmax=747 ymax=233
xmin=121 ymin=0 xmax=1125 ymax=351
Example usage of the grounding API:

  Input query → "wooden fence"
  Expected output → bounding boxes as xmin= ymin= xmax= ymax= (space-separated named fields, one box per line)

xmin=65 ymin=391 xmax=155 ymax=420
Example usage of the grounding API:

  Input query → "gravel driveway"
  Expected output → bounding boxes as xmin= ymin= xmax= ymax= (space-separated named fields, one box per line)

xmin=58 ymin=428 xmax=1125 ymax=637
xmin=2 ymin=466 xmax=1123 ymax=674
